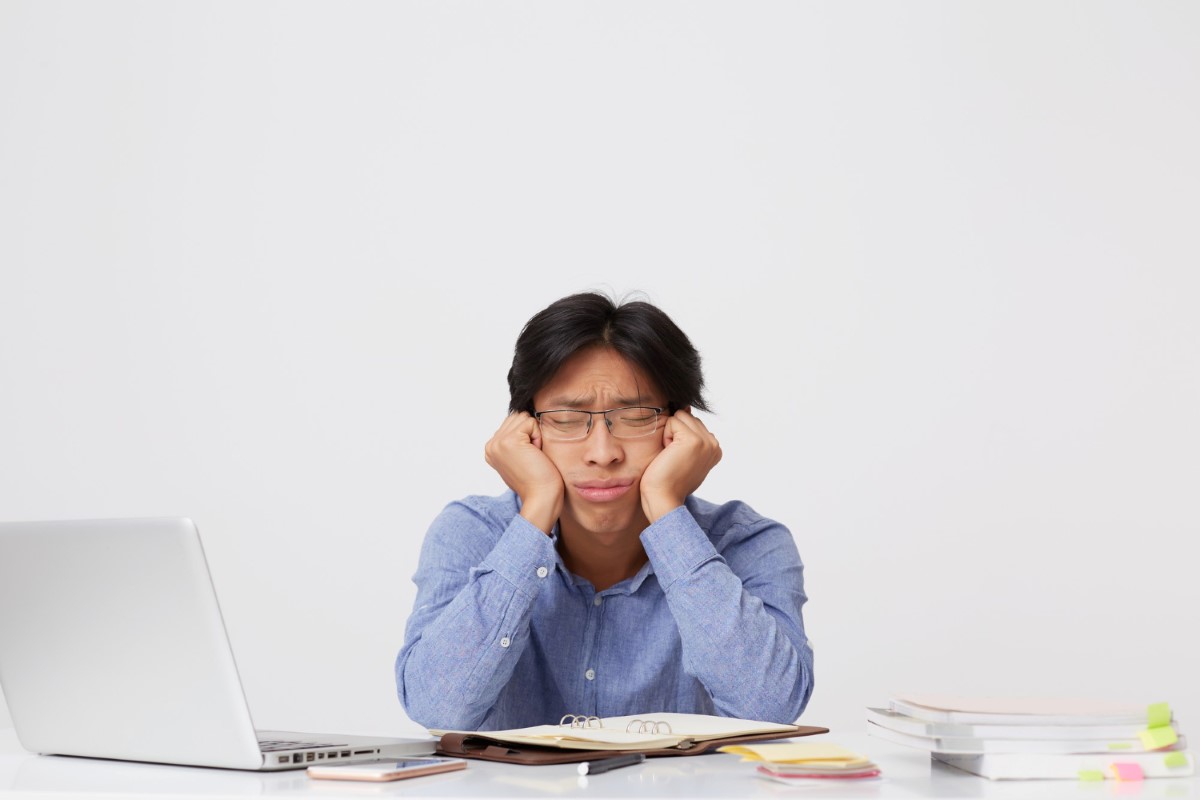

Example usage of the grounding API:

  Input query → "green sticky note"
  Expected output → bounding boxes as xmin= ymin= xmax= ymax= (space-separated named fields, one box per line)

xmin=1107 ymin=742 xmax=1132 ymax=750
xmin=1138 ymin=726 xmax=1179 ymax=750
xmin=1147 ymin=702 xmax=1171 ymax=728
xmin=1078 ymin=769 xmax=1105 ymax=782
xmin=1163 ymin=752 xmax=1188 ymax=769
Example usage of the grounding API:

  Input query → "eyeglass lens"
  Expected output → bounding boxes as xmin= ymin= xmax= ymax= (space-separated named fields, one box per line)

xmin=537 ymin=408 xmax=660 ymax=441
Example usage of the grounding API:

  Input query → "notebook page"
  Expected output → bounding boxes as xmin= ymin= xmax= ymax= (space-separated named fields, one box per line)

xmin=599 ymin=712 xmax=798 ymax=741
xmin=896 ymin=694 xmax=1147 ymax=716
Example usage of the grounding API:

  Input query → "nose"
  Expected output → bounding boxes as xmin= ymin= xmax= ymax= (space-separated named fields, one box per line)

xmin=582 ymin=416 xmax=623 ymax=465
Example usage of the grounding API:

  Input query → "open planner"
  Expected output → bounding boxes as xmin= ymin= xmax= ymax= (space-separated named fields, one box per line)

xmin=433 ymin=712 xmax=828 ymax=765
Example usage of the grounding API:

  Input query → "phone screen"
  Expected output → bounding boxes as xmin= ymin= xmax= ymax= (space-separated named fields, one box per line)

xmin=307 ymin=757 xmax=466 ymax=782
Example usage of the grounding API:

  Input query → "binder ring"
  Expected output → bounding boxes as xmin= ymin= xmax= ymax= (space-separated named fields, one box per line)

xmin=559 ymin=714 xmax=602 ymax=729
xmin=625 ymin=719 xmax=672 ymax=734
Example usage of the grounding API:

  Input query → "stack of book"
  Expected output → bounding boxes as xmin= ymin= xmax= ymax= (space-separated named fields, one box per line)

xmin=867 ymin=694 xmax=1194 ymax=781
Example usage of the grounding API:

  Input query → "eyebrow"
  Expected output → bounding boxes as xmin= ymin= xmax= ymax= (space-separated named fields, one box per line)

xmin=543 ymin=396 xmax=649 ymax=409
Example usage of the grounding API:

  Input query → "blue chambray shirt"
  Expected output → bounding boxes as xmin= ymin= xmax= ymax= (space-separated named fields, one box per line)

xmin=395 ymin=491 xmax=813 ymax=731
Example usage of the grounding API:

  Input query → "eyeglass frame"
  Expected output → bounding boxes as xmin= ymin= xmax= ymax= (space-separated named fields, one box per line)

xmin=532 ymin=406 xmax=666 ymax=441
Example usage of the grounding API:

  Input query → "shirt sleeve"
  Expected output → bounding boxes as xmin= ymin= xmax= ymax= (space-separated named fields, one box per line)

xmin=640 ymin=504 xmax=814 ymax=723
xmin=394 ymin=499 xmax=558 ymax=730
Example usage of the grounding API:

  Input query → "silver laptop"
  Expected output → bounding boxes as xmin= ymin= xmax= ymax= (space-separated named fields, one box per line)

xmin=0 ymin=517 xmax=435 ymax=770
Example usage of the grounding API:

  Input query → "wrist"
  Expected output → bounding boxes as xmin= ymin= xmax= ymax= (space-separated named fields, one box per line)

xmin=642 ymin=492 xmax=685 ymax=524
xmin=519 ymin=495 xmax=560 ymax=535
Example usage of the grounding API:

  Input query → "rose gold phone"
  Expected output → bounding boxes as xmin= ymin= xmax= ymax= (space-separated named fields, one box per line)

xmin=307 ymin=756 xmax=467 ymax=782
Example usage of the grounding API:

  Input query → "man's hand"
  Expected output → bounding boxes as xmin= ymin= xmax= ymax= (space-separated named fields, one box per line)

xmin=484 ymin=412 xmax=564 ymax=534
xmin=639 ymin=410 xmax=722 ymax=523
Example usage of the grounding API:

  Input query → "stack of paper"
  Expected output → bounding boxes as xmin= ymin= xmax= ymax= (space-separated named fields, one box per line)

xmin=867 ymin=694 xmax=1194 ymax=781
xmin=719 ymin=742 xmax=881 ymax=783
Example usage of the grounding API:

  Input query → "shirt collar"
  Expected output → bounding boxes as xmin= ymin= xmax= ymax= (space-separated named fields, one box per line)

xmin=518 ymin=493 xmax=658 ymax=593
xmin=553 ymin=546 xmax=658 ymax=595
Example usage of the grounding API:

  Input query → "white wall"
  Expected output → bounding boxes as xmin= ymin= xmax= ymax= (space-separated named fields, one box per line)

xmin=1 ymin=2 xmax=1197 ymax=738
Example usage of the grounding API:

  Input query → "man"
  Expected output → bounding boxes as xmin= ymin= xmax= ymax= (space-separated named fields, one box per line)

xmin=395 ymin=292 xmax=813 ymax=731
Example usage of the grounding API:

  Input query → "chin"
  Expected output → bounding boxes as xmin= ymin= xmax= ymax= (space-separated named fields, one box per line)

xmin=566 ymin=499 xmax=641 ymax=539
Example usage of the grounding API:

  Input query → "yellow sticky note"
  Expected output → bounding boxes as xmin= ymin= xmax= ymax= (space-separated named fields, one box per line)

xmin=1107 ymin=742 xmax=1132 ymax=750
xmin=1163 ymin=752 xmax=1188 ymax=769
xmin=1138 ymin=726 xmax=1178 ymax=750
xmin=1147 ymin=702 xmax=1171 ymax=728
xmin=718 ymin=742 xmax=865 ymax=764
xmin=1078 ymin=769 xmax=1105 ymax=782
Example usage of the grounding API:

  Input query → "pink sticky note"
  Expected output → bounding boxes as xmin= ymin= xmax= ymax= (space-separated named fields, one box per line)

xmin=1110 ymin=762 xmax=1144 ymax=782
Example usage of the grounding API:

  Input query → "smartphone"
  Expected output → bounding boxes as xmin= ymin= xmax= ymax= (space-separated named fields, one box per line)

xmin=306 ymin=756 xmax=467 ymax=782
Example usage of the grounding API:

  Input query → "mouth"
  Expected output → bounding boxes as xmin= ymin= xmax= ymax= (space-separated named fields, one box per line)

xmin=573 ymin=479 xmax=635 ymax=503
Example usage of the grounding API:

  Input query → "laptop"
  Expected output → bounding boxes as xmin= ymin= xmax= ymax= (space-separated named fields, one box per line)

xmin=0 ymin=517 xmax=435 ymax=770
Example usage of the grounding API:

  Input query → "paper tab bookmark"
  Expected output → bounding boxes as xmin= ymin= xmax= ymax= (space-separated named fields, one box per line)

xmin=1138 ymin=725 xmax=1179 ymax=751
xmin=1110 ymin=762 xmax=1145 ymax=782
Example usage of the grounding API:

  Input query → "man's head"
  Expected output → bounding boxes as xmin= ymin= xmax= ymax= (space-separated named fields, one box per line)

xmin=508 ymin=293 xmax=709 ymax=543
xmin=508 ymin=292 xmax=709 ymax=416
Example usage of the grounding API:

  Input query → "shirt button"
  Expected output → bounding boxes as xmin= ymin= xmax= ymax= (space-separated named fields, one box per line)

xmin=536 ymin=566 xmax=548 ymax=578
xmin=585 ymin=669 xmax=596 ymax=681
xmin=500 ymin=637 xmax=511 ymax=648
xmin=593 ymin=596 xmax=603 ymax=606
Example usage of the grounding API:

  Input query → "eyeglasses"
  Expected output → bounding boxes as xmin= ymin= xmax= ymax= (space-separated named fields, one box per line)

xmin=533 ymin=406 xmax=664 ymax=442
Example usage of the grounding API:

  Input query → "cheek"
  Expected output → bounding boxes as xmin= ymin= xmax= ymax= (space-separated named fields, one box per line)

xmin=632 ymin=441 xmax=665 ymax=473
xmin=539 ymin=446 xmax=571 ymax=474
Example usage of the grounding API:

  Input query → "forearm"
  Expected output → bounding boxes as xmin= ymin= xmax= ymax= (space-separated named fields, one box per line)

xmin=642 ymin=507 xmax=814 ymax=723
xmin=395 ymin=513 xmax=556 ymax=730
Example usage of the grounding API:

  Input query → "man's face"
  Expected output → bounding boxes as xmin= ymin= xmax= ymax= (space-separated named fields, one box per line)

xmin=532 ymin=346 xmax=667 ymax=542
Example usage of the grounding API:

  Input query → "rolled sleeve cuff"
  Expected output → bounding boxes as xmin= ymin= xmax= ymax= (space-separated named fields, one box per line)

xmin=640 ymin=505 xmax=721 ymax=591
xmin=477 ymin=514 xmax=559 ymax=598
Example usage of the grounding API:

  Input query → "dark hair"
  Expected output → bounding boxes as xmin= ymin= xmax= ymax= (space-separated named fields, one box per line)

xmin=507 ymin=292 xmax=710 ymax=414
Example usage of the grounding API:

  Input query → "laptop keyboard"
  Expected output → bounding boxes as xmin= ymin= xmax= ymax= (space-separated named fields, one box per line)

xmin=258 ymin=738 xmax=347 ymax=752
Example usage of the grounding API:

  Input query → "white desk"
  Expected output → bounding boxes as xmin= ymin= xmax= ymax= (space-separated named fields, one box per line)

xmin=0 ymin=729 xmax=1195 ymax=800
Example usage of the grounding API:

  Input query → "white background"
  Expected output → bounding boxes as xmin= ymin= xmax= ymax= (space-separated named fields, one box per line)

xmin=1 ymin=2 xmax=1197 ymax=737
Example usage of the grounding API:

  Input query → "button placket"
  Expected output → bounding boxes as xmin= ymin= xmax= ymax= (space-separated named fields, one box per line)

xmin=578 ymin=585 xmax=603 ymax=709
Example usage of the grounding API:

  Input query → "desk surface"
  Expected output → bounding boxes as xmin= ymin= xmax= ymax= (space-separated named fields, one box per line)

xmin=0 ymin=729 xmax=1195 ymax=800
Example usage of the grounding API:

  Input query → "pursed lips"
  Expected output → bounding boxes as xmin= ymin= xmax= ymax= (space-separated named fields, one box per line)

xmin=572 ymin=478 xmax=635 ymax=503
